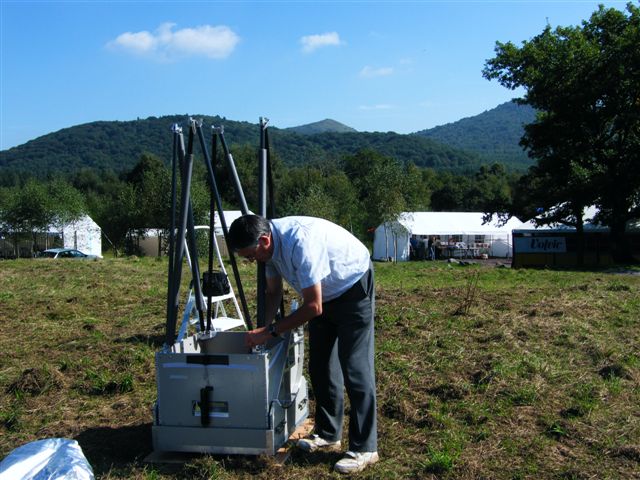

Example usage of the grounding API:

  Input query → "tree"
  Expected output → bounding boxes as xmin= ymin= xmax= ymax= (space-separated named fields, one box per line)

xmin=126 ymin=153 xmax=172 ymax=228
xmin=468 ymin=164 xmax=516 ymax=213
xmin=1 ymin=181 xmax=51 ymax=255
xmin=430 ymin=173 xmax=471 ymax=211
xmin=47 ymin=177 xmax=86 ymax=232
xmin=289 ymin=184 xmax=341 ymax=222
xmin=343 ymin=149 xmax=407 ymax=234
xmin=342 ymin=149 xmax=408 ymax=257
xmin=483 ymin=3 xmax=640 ymax=262
xmin=403 ymin=162 xmax=431 ymax=212
xmin=214 ymin=143 xmax=287 ymax=214
xmin=91 ymin=182 xmax=138 ymax=254
xmin=0 ymin=179 xmax=84 ymax=255
xmin=280 ymin=167 xmax=361 ymax=231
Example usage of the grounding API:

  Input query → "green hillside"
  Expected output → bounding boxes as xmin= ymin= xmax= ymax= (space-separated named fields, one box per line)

xmin=0 ymin=115 xmax=485 ymax=177
xmin=273 ymin=130 xmax=482 ymax=170
xmin=0 ymin=105 xmax=537 ymax=178
xmin=285 ymin=118 xmax=357 ymax=135
xmin=414 ymin=101 xmax=537 ymax=170
xmin=0 ymin=115 xmax=255 ymax=177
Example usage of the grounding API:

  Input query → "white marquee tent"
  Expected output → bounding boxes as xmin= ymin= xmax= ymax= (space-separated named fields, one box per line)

xmin=0 ymin=214 xmax=102 ymax=258
xmin=62 ymin=215 xmax=102 ymax=257
xmin=373 ymin=212 xmax=528 ymax=261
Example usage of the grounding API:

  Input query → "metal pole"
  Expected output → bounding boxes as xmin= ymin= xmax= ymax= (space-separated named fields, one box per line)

xmin=166 ymin=126 xmax=194 ymax=346
xmin=165 ymin=125 xmax=180 ymax=339
xmin=185 ymin=195 xmax=207 ymax=333
xmin=265 ymin=127 xmax=276 ymax=219
xmin=214 ymin=125 xmax=250 ymax=215
xmin=183 ymin=120 xmax=207 ymax=333
xmin=258 ymin=117 xmax=268 ymax=218
xmin=256 ymin=117 xmax=269 ymax=328
xmin=206 ymin=133 xmax=217 ymax=332
xmin=195 ymin=122 xmax=254 ymax=330
xmin=264 ymin=127 xmax=286 ymax=319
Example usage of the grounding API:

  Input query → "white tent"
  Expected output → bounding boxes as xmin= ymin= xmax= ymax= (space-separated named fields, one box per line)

xmin=0 ymin=215 xmax=101 ymax=258
xmin=373 ymin=212 xmax=526 ymax=261
xmin=62 ymin=215 xmax=102 ymax=257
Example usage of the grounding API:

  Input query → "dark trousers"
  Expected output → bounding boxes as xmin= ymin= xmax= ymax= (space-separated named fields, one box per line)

xmin=308 ymin=264 xmax=377 ymax=452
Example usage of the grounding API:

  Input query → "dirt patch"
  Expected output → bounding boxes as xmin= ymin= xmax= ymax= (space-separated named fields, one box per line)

xmin=598 ymin=363 xmax=631 ymax=380
xmin=611 ymin=445 xmax=640 ymax=462
xmin=6 ymin=367 xmax=65 ymax=396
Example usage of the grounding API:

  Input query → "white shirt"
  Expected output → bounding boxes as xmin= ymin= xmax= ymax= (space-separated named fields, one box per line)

xmin=266 ymin=217 xmax=370 ymax=302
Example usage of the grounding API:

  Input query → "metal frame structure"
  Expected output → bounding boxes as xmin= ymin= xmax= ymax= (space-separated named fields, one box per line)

xmin=152 ymin=117 xmax=308 ymax=455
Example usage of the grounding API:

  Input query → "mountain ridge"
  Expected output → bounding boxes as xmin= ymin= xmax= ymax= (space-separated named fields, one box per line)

xmin=413 ymin=101 xmax=537 ymax=167
xmin=0 ymin=102 xmax=536 ymax=177
xmin=285 ymin=118 xmax=357 ymax=135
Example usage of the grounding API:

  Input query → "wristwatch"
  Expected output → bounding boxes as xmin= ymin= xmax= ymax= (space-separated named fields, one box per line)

xmin=268 ymin=323 xmax=279 ymax=337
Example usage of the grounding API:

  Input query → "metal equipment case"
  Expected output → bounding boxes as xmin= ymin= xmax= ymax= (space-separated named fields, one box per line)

xmin=152 ymin=330 xmax=308 ymax=455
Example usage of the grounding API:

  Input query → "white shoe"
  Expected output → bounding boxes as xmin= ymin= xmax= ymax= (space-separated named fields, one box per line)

xmin=297 ymin=434 xmax=341 ymax=452
xmin=334 ymin=450 xmax=379 ymax=474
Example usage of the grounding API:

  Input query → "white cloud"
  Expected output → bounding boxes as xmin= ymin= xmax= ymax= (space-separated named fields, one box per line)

xmin=359 ymin=65 xmax=394 ymax=78
xmin=359 ymin=104 xmax=394 ymax=110
xmin=300 ymin=32 xmax=342 ymax=53
xmin=107 ymin=22 xmax=240 ymax=60
xmin=111 ymin=31 xmax=156 ymax=54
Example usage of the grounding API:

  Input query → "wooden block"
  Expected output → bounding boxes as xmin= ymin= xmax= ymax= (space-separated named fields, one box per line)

xmin=273 ymin=418 xmax=315 ymax=465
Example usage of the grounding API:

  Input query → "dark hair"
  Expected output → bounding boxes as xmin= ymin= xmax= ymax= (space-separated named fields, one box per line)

xmin=228 ymin=215 xmax=271 ymax=250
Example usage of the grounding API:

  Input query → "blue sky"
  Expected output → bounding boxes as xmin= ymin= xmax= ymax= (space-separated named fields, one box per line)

xmin=0 ymin=0 xmax=630 ymax=150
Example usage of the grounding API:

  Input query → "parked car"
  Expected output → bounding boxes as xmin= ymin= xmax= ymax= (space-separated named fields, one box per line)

xmin=39 ymin=248 xmax=99 ymax=259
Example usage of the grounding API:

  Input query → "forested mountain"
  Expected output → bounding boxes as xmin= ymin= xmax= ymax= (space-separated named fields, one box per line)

xmin=0 ymin=103 xmax=538 ymax=179
xmin=414 ymin=101 xmax=537 ymax=170
xmin=285 ymin=119 xmax=357 ymax=135
xmin=0 ymin=115 xmax=255 ymax=177
xmin=0 ymin=115 xmax=485 ymax=177
xmin=272 ymin=130 xmax=483 ymax=171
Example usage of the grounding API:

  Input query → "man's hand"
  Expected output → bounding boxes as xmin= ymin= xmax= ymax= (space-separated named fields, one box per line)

xmin=245 ymin=326 xmax=270 ymax=348
xmin=244 ymin=282 xmax=323 ymax=349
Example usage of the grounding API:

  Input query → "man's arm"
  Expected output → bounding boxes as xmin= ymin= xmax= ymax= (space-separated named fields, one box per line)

xmin=264 ymin=275 xmax=283 ymax=323
xmin=244 ymin=281 xmax=323 ymax=348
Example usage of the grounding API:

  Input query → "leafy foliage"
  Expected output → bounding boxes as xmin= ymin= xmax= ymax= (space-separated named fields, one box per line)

xmin=483 ymin=2 xmax=640 ymax=261
xmin=0 ymin=115 xmax=251 ymax=177
xmin=1 ymin=151 xmax=513 ymax=252
xmin=276 ymin=130 xmax=484 ymax=172
xmin=0 ymin=178 xmax=85 ymax=255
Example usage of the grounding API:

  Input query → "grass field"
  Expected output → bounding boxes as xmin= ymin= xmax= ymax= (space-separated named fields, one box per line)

xmin=1 ymin=257 xmax=639 ymax=479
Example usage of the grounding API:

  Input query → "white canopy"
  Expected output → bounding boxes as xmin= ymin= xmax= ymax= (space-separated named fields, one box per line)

xmin=373 ymin=211 xmax=526 ymax=261
xmin=392 ymin=212 xmax=525 ymax=236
